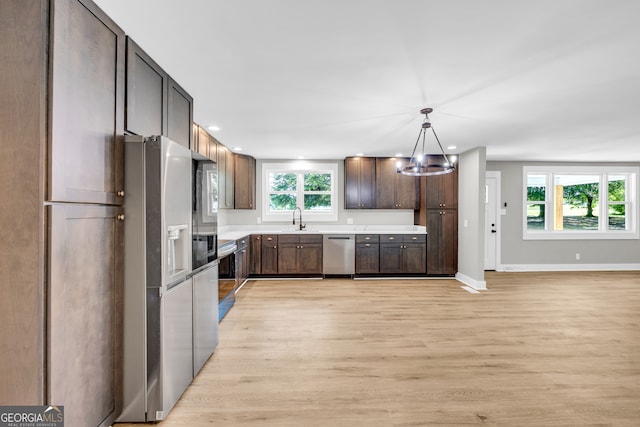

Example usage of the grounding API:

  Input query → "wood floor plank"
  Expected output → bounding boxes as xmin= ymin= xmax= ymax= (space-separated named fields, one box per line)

xmin=114 ymin=272 xmax=640 ymax=426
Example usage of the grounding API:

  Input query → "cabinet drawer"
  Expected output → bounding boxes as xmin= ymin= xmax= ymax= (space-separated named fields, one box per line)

xmin=403 ymin=234 xmax=426 ymax=243
xmin=356 ymin=234 xmax=379 ymax=243
xmin=261 ymin=234 xmax=278 ymax=245
xmin=278 ymin=234 xmax=299 ymax=244
xmin=380 ymin=234 xmax=402 ymax=243
xmin=300 ymin=234 xmax=322 ymax=244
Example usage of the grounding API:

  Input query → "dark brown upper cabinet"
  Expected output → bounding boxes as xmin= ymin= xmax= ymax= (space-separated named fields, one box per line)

xmin=125 ymin=37 xmax=166 ymax=137
xmin=234 ymin=154 xmax=256 ymax=209
xmin=125 ymin=37 xmax=193 ymax=150
xmin=375 ymin=158 xmax=418 ymax=209
xmin=195 ymin=124 xmax=210 ymax=158
xmin=218 ymin=145 xmax=235 ymax=209
xmin=345 ymin=157 xmax=376 ymax=209
xmin=167 ymin=77 xmax=193 ymax=150
xmin=49 ymin=0 xmax=125 ymax=206
xmin=425 ymin=164 xmax=458 ymax=209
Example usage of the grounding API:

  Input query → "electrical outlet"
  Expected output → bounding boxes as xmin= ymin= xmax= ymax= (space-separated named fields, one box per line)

xmin=576 ymin=253 xmax=581 ymax=260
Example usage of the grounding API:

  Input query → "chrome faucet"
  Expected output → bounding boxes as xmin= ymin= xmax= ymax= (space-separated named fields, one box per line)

xmin=292 ymin=207 xmax=305 ymax=231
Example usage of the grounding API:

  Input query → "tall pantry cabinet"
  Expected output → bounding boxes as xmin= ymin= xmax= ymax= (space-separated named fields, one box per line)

xmin=415 ymin=167 xmax=459 ymax=276
xmin=1 ymin=1 xmax=124 ymax=426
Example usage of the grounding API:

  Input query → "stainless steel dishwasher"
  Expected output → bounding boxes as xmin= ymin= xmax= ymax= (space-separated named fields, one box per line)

xmin=323 ymin=234 xmax=355 ymax=276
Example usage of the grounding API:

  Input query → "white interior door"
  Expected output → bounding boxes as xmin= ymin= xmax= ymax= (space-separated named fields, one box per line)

xmin=485 ymin=173 xmax=499 ymax=270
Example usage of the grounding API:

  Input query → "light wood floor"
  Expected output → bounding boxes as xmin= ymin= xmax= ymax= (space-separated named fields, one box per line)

xmin=115 ymin=272 xmax=640 ymax=426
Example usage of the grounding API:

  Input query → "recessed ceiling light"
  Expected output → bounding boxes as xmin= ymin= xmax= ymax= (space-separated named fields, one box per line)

xmin=355 ymin=152 xmax=364 ymax=157
xmin=447 ymin=145 xmax=457 ymax=150
xmin=297 ymin=156 xmax=305 ymax=159
xmin=395 ymin=152 xmax=403 ymax=157
xmin=207 ymin=125 xmax=220 ymax=131
xmin=232 ymin=146 xmax=242 ymax=152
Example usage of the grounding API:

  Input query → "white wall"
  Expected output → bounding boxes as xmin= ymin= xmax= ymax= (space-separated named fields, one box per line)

xmin=457 ymin=147 xmax=487 ymax=288
xmin=487 ymin=160 xmax=640 ymax=270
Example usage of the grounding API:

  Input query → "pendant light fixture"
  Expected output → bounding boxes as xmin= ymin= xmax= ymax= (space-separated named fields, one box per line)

xmin=397 ymin=107 xmax=456 ymax=176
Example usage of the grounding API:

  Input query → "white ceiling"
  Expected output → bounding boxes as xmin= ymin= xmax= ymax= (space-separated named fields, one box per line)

xmin=93 ymin=0 xmax=640 ymax=162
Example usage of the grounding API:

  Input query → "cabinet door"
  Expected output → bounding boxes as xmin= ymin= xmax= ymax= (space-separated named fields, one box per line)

xmin=167 ymin=77 xmax=193 ymax=150
xmin=217 ymin=144 xmax=227 ymax=207
xmin=395 ymin=173 xmax=419 ymax=209
xmin=375 ymin=158 xmax=397 ymax=209
xmin=426 ymin=210 xmax=442 ymax=273
xmin=425 ymin=166 xmax=458 ymax=209
xmin=50 ymin=0 xmax=125 ymax=205
xmin=218 ymin=145 xmax=235 ymax=209
xmin=225 ymin=147 xmax=235 ymax=208
xmin=356 ymin=243 xmax=379 ymax=274
xmin=345 ymin=157 xmax=375 ymax=209
xmin=125 ymin=37 xmax=167 ymax=137
xmin=375 ymin=158 xmax=418 ymax=209
xmin=249 ymin=235 xmax=262 ymax=275
xmin=298 ymin=244 xmax=323 ymax=274
xmin=209 ymin=135 xmax=219 ymax=162
xmin=234 ymin=154 xmax=256 ymax=209
xmin=426 ymin=209 xmax=458 ymax=275
xmin=48 ymin=203 xmax=123 ymax=427
xmin=196 ymin=125 xmax=210 ymax=158
xmin=261 ymin=241 xmax=278 ymax=275
xmin=392 ymin=158 xmax=419 ymax=209
xmin=379 ymin=244 xmax=403 ymax=274
xmin=402 ymin=243 xmax=426 ymax=274
xmin=441 ymin=210 xmax=458 ymax=275
xmin=277 ymin=244 xmax=299 ymax=274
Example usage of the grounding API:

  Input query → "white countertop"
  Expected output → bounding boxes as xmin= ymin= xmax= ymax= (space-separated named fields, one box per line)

xmin=219 ymin=224 xmax=426 ymax=241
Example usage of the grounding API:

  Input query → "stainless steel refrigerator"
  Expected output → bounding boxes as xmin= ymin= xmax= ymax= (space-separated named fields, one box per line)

xmin=119 ymin=135 xmax=195 ymax=422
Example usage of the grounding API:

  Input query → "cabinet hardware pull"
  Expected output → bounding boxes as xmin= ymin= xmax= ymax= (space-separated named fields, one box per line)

xmin=117 ymin=190 xmax=125 ymax=197
xmin=116 ymin=214 xmax=125 ymax=221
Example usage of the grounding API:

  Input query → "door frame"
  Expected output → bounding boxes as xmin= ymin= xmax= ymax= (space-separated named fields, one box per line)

xmin=485 ymin=171 xmax=502 ymax=271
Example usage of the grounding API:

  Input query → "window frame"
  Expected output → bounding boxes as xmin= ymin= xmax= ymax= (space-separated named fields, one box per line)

xmin=262 ymin=162 xmax=338 ymax=222
xmin=522 ymin=166 xmax=639 ymax=240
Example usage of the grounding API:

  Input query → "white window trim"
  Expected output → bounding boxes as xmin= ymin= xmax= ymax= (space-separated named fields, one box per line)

xmin=262 ymin=162 xmax=338 ymax=222
xmin=522 ymin=165 xmax=639 ymax=240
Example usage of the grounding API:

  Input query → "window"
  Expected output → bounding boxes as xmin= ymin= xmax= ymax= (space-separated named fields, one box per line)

xmin=262 ymin=162 xmax=338 ymax=222
xmin=523 ymin=166 xmax=638 ymax=240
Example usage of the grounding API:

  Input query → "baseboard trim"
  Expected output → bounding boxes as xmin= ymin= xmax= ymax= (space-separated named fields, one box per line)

xmin=455 ymin=272 xmax=487 ymax=290
xmin=498 ymin=263 xmax=640 ymax=272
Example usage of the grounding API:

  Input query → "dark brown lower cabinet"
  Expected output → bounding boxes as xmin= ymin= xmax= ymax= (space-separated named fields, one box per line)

xmin=277 ymin=235 xmax=323 ymax=275
xmin=379 ymin=234 xmax=426 ymax=274
xmin=249 ymin=235 xmax=262 ymax=275
xmin=426 ymin=209 xmax=458 ymax=275
xmin=261 ymin=235 xmax=279 ymax=275
xmin=48 ymin=203 xmax=123 ymax=427
xmin=355 ymin=242 xmax=379 ymax=274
